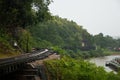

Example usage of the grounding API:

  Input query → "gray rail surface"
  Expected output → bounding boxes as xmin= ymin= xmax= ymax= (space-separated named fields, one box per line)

xmin=0 ymin=49 xmax=53 ymax=76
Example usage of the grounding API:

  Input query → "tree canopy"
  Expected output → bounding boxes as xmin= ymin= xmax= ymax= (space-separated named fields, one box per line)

xmin=28 ymin=16 xmax=120 ymax=58
xmin=0 ymin=0 xmax=52 ymax=29
xmin=0 ymin=0 xmax=52 ymax=53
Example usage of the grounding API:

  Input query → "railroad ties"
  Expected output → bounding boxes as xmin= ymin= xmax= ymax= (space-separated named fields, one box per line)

xmin=12 ymin=63 xmax=42 ymax=80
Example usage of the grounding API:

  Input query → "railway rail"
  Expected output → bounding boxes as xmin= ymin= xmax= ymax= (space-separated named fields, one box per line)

xmin=0 ymin=49 xmax=53 ymax=76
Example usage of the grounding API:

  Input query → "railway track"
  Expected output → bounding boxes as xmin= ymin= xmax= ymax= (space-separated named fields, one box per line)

xmin=0 ymin=49 xmax=53 ymax=76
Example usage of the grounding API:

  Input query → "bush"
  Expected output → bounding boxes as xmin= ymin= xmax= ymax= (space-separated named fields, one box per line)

xmin=44 ymin=57 xmax=120 ymax=80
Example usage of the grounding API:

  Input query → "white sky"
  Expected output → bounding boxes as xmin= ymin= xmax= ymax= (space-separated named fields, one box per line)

xmin=49 ymin=0 xmax=120 ymax=37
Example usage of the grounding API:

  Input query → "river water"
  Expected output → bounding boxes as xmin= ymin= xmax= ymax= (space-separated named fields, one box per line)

xmin=89 ymin=55 xmax=120 ymax=72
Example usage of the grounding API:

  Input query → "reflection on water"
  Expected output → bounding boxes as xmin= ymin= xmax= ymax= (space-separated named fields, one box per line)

xmin=89 ymin=55 xmax=120 ymax=72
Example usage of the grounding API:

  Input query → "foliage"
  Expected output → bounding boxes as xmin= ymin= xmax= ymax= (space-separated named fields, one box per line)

xmin=0 ymin=30 xmax=20 ymax=58
xmin=17 ymin=29 xmax=34 ymax=53
xmin=44 ymin=57 xmax=120 ymax=80
xmin=51 ymin=46 xmax=67 ymax=56
xmin=0 ymin=28 xmax=14 ymax=54
xmin=93 ymin=33 xmax=118 ymax=49
xmin=0 ymin=0 xmax=52 ymax=29
xmin=28 ymin=16 xmax=94 ymax=52
xmin=28 ymin=16 xmax=120 ymax=58
xmin=0 ymin=0 xmax=52 ymax=54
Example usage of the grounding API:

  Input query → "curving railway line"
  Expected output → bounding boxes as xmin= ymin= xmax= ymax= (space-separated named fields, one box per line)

xmin=0 ymin=49 xmax=53 ymax=76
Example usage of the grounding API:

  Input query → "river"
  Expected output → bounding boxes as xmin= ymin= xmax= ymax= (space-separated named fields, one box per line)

xmin=89 ymin=55 xmax=120 ymax=72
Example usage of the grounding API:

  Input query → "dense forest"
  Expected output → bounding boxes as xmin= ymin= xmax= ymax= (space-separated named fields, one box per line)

xmin=0 ymin=0 xmax=120 ymax=80
xmin=28 ymin=16 xmax=120 ymax=58
xmin=0 ymin=0 xmax=52 ymax=57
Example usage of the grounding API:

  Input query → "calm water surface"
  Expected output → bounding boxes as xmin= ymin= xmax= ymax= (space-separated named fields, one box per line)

xmin=89 ymin=55 xmax=120 ymax=72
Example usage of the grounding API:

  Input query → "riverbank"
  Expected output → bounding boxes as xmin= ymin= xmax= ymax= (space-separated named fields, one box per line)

xmin=89 ymin=54 xmax=120 ymax=73
xmin=104 ymin=50 xmax=120 ymax=55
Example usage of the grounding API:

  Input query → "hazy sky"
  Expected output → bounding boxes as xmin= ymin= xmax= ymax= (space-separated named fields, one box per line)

xmin=49 ymin=0 xmax=120 ymax=37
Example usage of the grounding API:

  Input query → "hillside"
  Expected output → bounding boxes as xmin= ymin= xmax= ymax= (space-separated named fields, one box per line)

xmin=28 ymin=16 xmax=94 ymax=51
xmin=28 ymin=16 xmax=119 ymax=58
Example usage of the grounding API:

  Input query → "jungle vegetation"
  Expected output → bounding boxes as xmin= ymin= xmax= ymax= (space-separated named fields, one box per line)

xmin=28 ymin=16 xmax=120 ymax=58
xmin=44 ymin=57 xmax=120 ymax=80
xmin=0 ymin=0 xmax=52 ymax=55
xmin=0 ymin=0 xmax=120 ymax=80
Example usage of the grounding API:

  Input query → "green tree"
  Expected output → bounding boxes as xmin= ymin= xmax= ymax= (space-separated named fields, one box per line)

xmin=0 ymin=0 xmax=52 ymax=38
xmin=0 ymin=0 xmax=52 ymax=53
xmin=94 ymin=33 xmax=105 ymax=48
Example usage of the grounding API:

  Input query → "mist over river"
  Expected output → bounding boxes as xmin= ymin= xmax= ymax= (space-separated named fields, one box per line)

xmin=89 ymin=55 xmax=120 ymax=72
